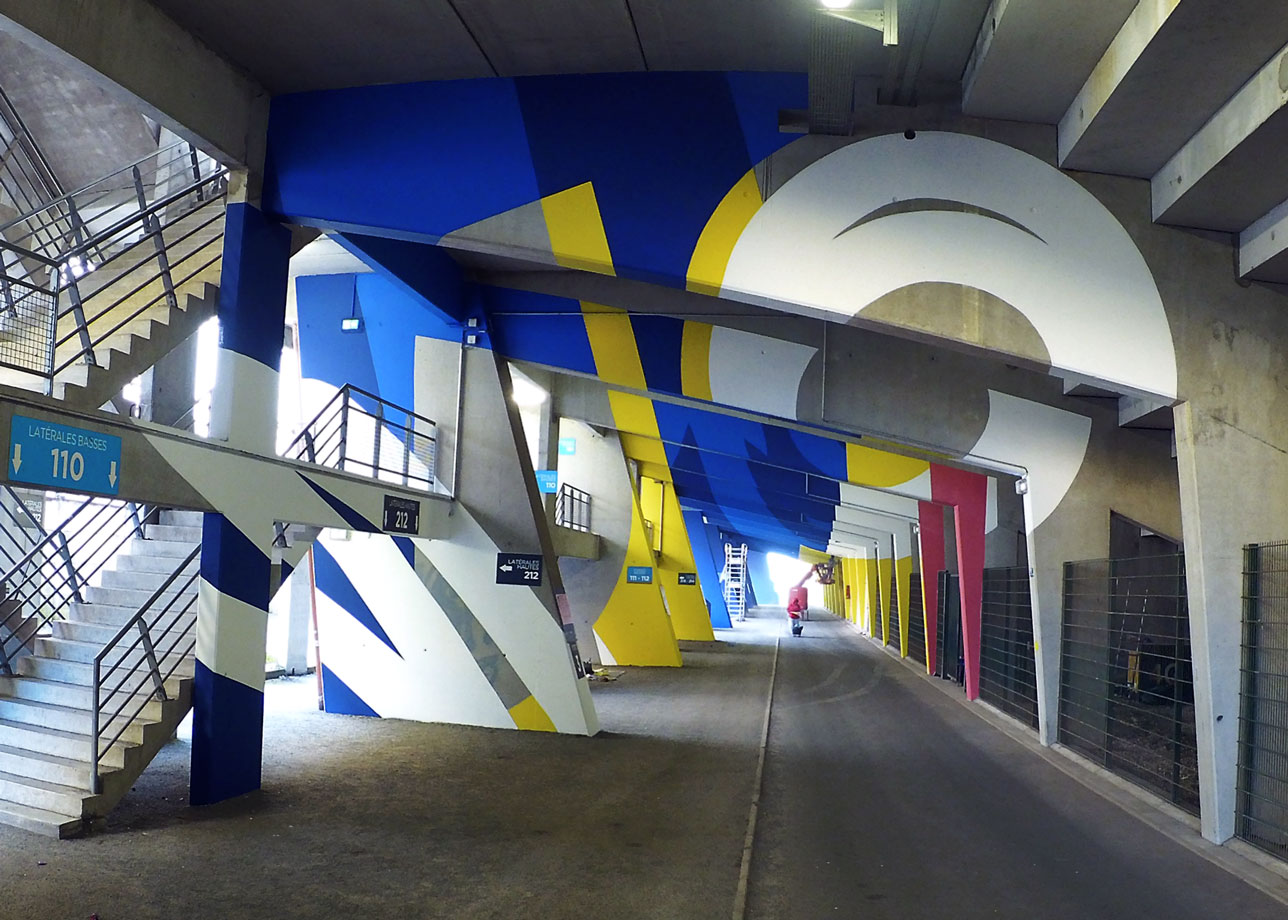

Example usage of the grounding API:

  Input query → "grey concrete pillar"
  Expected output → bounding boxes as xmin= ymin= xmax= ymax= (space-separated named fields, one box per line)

xmin=284 ymin=558 xmax=312 ymax=675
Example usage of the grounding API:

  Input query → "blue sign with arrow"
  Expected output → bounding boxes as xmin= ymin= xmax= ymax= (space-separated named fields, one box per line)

xmin=9 ymin=414 xmax=122 ymax=495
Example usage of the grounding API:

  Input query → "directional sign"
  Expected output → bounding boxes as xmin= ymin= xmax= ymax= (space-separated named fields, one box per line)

xmin=535 ymin=470 xmax=559 ymax=494
xmin=497 ymin=553 xmax=543 ymax=586
xmin=627 ymin=566 xmax=653 ymax=584
xmin=677 ymin=572 xmax=697 ymax=586
xmin=9 ymin=414 xmax=121 ymax=495
xmin=382 ymin=495 xmax=420 ymax=534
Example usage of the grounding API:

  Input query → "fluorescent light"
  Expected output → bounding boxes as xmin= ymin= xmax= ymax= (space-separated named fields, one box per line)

xmin=820 ymin=0 xmax=854 ymax=8
xmin=340 ymin=316 xmax=362 ymax=333
xmin=510 ymin=376 xmax=548 ymax=407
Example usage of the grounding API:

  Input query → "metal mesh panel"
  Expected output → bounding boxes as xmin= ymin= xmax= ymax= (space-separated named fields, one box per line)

xmin=886 ymin=569 xmax=899 ymax=648
xmin=980 ymin=566 xmax=1039 ymax=730
xmin=1059 ymin=554 xmax=1198 ymax=814
xmin=0 ymin=277 xmax=53 ymax=377
xmin=1238 ymin=542 xmax=1288 ymax=857
xmin=907 ymin=578 xmax=926 ymax=666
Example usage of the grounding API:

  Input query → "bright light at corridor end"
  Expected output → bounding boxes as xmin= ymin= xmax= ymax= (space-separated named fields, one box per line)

xmin=820 ymin=0 xmax=855 ymax=8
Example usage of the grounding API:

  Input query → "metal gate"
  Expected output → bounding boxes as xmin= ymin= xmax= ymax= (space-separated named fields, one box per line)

xmin=1059 ymin=554 xmax=1198 ymax=814
xmin=1238 ymin=542 xmax=1288 ymax=858
xmin=935 ymin=570 xmax=962 ymax=684
xmin=980 ymin=566 xmax=1039 ymax=729
xmin=907 ymin=578 xmax=926 ymax=666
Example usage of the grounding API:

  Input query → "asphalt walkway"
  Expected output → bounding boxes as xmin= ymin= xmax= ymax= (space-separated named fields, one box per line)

xmin=0 ymin=607 xmax=1285 ymax=918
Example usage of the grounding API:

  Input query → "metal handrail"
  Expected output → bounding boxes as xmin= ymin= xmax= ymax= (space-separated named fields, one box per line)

xmin=90 ymin=544 xmax=199 ymax=793
xmin=284 ymin=384 xmax=439 ymax=491
xmin=0 ymin=85 xmax=70 ymax=261
xmin=555 ymin=483 xmax=592 ymax=532
xmin=0 ymin=494 xmax=151 ymax=674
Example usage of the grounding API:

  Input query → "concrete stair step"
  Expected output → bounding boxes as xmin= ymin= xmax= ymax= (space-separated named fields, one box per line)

xmin=116 ymin=553 xmax=198 ymax=575
xmin=0 ymin=796 xmax=85 ymax=838
xmin=0 ymin=697 xmax=150 ymax=745
xmin=0 ymin=768 xmax=92 ymax=817
xmin=127 ymin=536 xmax=197 ymax=558
xmin=0 ymin=718 xmax=130 ymax=768
xmin=0 ymin=675 xmax=93 ymax=710
xmin=83 ymin=584 xmax=197 ymax=609
xmin=98 ymin=567 xmax=198 ymax=594
xmin=160 ymin=509 xmax=203 ymax=527
xmin=34 ymin=635 xmax=194 ymax=668
xmin=12 ymin=654 xmax=191 ymax=690
xmin=144 ymin=523 xmax=203 ymax=543
xmin=0 ymin=742 xmax=94 ymax=790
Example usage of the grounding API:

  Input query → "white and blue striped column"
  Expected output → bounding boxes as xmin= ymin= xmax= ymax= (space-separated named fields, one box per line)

xmin=191 ymin=200 xmax=290 ymax=806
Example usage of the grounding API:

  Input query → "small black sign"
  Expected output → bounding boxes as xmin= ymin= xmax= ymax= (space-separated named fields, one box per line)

xmin=678 ymin=572 xmax=697 ymax=586
xmin=383 ymin=496 xmax=420 ymax=534
xmin=497 ymin=552 xmax=543 ymax=586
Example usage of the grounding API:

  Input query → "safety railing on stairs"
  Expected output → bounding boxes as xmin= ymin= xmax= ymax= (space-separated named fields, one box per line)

xmin=0 ymin=84 xmax=68 ymax=262
xmin=0 ymin=492 xmax=151 ymax=675
xmin=284 ymin=384 xmax=438 ymax=491
xmin=0 ymin=140 xmax=228 ymax=385
xmin=555 ymin=483 xmax=592 ymax=532
xmin=90 ymin=544 xmax=199 ymax=793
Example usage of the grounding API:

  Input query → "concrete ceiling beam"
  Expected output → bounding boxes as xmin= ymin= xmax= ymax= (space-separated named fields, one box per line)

xmin=1150 ymin=43 xmax=1288 ymax=231
xmin=0 ymin=0 xmax=267 ymax=169
xmin=1059 ymin=1 xmax=1288 ymax=178
xmin=1238 ymin=197 xmax=1288 ymax=282
xmin=962 ymin=0 xmax=1135 ymax=124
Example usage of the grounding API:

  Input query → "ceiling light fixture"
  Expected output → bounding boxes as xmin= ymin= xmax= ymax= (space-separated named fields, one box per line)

xmin=820 ymin=0 xmax=854 ymax=7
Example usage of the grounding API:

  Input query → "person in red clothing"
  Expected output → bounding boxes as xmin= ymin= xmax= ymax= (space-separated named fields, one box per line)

xmin=787 ymin=594 xmax=805 ymax=636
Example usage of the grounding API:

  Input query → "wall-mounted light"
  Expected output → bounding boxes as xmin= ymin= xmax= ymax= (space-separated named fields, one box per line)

xmin=341 ymin=285 xmax=363 ymax=333
xmin=820 ymin=0 xmax=855 ymax=8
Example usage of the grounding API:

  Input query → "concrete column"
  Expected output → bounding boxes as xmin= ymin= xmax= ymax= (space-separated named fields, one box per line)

xmin=683 ymin=510 xmax=731 ymax=628
xmin=191 ymin=200 xmax=289 ymax=806
xmin=284 ymin=558 xmax=312 ymax=675
xmin=1174 ymin=402 xmax=1256 ymax=844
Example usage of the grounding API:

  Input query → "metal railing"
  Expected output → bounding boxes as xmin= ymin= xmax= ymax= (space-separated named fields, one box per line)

xmin=284 ymin=384 xmax=438 ymax=491
xmin=1238 ymin=541 xmax=1288 ymax=859
xmin=0 ymin=492 xmax=150 ymax=675
xmin=0 ymin=140 xmax=227 ymax=384
xmin=554 ymin=483 xmax=591 ymax=532
xmin=0 ymin=84 xmax=68 ymax=262
xmin=979 ymin=565 xmax=1039 ymax=730
xmin=91 ymin=544 xmax=199 ymax=793
xmin=1059 ymin=554 xmax=1198 ymax=814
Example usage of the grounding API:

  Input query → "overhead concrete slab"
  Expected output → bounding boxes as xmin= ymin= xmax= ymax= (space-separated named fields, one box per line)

xmin=1151 ymin=45 xmax=1288 ymax=231
xmin=963 ymin=0 xmax=1135 ymax=124
xmin=1059 ymin=1 xmax=1288 ymax=177
xmin=453 ymin=0 xmax=644 ymax=75
xmin=628 ymin=0 xmax=812 ymax=72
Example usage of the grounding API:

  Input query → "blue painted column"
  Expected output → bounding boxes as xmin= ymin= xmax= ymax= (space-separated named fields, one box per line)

xmin=683 ymin=510 xmax=731 ymax=628
xmin=746 ymin=550 xmax=775 ymax=607
xmin=191 ymin=201 xmax=291 ymax=806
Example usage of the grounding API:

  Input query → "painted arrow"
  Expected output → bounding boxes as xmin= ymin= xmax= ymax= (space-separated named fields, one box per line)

xmin=10 ymin=443 xmax=19 ymax=474
xmin=108 ymin=461 xmax=117 ymax=487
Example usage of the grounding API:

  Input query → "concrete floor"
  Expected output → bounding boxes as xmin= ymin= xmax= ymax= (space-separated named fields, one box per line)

xmin=1 ymin=609 xmax=1286 ymax=918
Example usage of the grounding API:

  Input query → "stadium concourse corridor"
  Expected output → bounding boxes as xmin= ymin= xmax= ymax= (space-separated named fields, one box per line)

xmin=746 ymin=609 xmax=1287 ymax=919
xmin=1 ymin=609 xmax=1286 ymax=918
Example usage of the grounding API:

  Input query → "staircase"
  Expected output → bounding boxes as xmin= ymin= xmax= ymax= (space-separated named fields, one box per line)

xmin=0 ymin=508 xmax=201 ymax=837
xmin=0 ymin=140 xmax=227 ymax=410
xmin=722 ymin=542 xmax=748 ymax=622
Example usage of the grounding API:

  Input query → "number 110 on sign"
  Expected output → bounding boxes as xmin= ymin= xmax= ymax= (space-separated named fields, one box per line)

xmin=50 ymin=448 xmax=85 ymax=481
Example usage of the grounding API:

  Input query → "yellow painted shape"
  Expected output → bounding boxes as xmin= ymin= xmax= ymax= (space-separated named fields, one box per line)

xmin=918 ymin=565 xmax=936 ymax=675
xmin=541 ymin=182 xmax=616 ymax=276
xmin=509 ymin=694 xmax=557 ymax=732
xmin=680 ymin=321 xmax=714 ymax=401
xmin=593 ymin=465 xmax=682 ymax=667
xmin=687 ymin=169 xmax=763 ymax=296
xmin=584 ymin=303 xmax=647 ymax=390
xmin=607 ymin=390 xmax=660 ymax=438
xmin=640 ymin=476 xmax=665 ymax=553
xmin=846 ymin=443 xmax=931 ymax=489
xmin=896 ymin=555 xmax=913 ymax=658
xmin=798 ymin=545 xmax=832 ymax=565
xmin=654 ymin=479 xmax=715 ymax=641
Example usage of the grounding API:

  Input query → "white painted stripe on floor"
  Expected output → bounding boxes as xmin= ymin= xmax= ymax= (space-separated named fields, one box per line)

xmin=733 ymin=635 xmax=780 ymax=920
